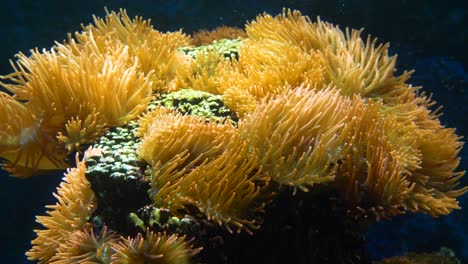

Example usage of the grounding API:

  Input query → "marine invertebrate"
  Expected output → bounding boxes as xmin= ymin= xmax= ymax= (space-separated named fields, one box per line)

xmin=240 ymin=87 xmax=353 ymax=192
xmin=180 ymin=38 xmax=242 ymax=60
xmin=112 ymin=230 xmax=201 ymax=264
xmin=26 ymin=148 xmax=100 ymax=263
xmin=75 ymin=8 xmax=192 ymax=92
xmin=244 ymin=8 xmax=413 ymax=101
xmin=152 ymin=88 xmax=236 ymax=122
xmin=331 ymin=96 xmax=465 ymax=220
xmin=236 ymin=9 xmax=466 ymax=219
xmin=0 ymin=93 xmax=68 ymax=177
xmin=0 ymin=8 xmax=196 ymax=176
xmin=183 ymin=50 xmax=231 ymax=95
xmin=137 ymin=108 xmax=269 ymax=233
xmin=220 ymin=38 xmax=326 ymax=100
xmin=49 ymin=226 xmax=118 ymax=264
xmin=332 ymin=100 xmax=416 ymax=220
xmin=221 ymin=86 xmax=258 ymax=118
xmin=0 ymin=42 xmax=152 ymax=176
xmin=405 ymin=118 xmax=466 ymax=216
xmin=57 ymin=111 xmax=107 ymax=154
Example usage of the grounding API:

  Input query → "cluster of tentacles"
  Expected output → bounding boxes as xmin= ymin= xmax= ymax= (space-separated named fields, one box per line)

xmin=0 ymin=8 xmax=465 ymax=263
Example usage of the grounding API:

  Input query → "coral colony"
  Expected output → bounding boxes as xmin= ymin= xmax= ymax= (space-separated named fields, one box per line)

xmin=0 ymin=8 xmax=465 ymax=263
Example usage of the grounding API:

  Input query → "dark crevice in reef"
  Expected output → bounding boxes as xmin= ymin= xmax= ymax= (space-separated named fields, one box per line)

xmin=197 ymin=188 xmax=372 ymax=264
xmin=86 ymin=164 xmax=152 ymax=235
xmin=84 ymin=122 xmax=153 ymax=235
xmin=85 ymin=156 xmax=152 ymax=235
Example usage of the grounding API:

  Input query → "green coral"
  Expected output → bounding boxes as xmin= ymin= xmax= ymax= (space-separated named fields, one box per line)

xmin=179 ymin=38 xmax=242 ymax=59
xmin=129 ymin=206 xmax=194 ymax=234
xmin=85 ymin=121 xmax=142 ymax=181
xmin=151 ymin=89 xmax=237 ymax=123
xmin=84 ymin=121 xmax=152 ymax=232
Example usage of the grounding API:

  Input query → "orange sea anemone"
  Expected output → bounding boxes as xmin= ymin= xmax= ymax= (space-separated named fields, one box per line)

xmin=137 ymin=107 xmax=269 ymax=233
xmin=49 ymin=226 xmax=118 ymax=264
xmin=75 ymin=8 xmax=192 ymax=92
xmin=331 ymin=99 xmax=415 ymax=220
xmin=0 ymin=93 xmax=68 ymax=177
xmin=240 ymin=87 xmax=354 ymax=193
xmin=111 ymin=229 xmax=201 ymax=264
xmin=244 ymin=8 xmax=414 ymax=102
xmin=331 ymin=94 xmax=466 ymax=220
xmin=0 ymin=9 xmax=189 ymax=176
xmin=26 ymin=147 xmax=100 ymax=262
xmin=0 ymin=41 xmax=152 ymax=176
xmin=219 ymin=38 xmax=326 ymax=100
xmin=182 ymin=50 xmax=231 ymax=95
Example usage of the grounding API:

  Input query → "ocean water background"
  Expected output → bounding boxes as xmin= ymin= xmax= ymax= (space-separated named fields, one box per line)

xmin=0 ymin=1 xmax=465 ymax=263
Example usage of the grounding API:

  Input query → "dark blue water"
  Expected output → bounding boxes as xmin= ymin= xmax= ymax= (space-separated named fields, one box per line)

xmin=0 ymin=1 xmax=466 ymax=263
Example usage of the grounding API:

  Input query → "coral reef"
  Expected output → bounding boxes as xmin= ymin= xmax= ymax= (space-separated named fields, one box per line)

xmin=375 ymin=247 xmax=461 ymax=264
xmin=151 ymin=89 xmax=237 ymax=122
xmin=0 ymin=8 xmax=465 ymax=264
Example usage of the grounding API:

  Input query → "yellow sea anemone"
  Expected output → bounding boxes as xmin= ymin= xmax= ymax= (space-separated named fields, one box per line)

xmin=219 ymin=38 xmax=326 ymax=100
xmin=331 ymin=99 xmax=414 ymax=220
xmin=26 ymin=147 xmax=100 ymax=262
xmin=137 ymin=108 xmax=269 ymax=233
xmin=221 ymin=86 xmax=258 ymax=118
xmin=331 ymin=95 xmax=465 ymax=220
xmin=0 ymin=42 xmax=152 ymax=176
xmin=75 ymin=8 xmax=192 ymax=92
xmin=49 ymin=226 xmax=118 ymax=264
xmin=183 ymin=50 xmax=231 ymax=95
xmin=406 ymin=119 xmax=466 ymax=216
xmin=0 ymin=8 xmax=463 ymax=262
xmin=0 ymin=10 xmax=167 ymax=176
xmin=240 ymin=86 xmax=354 ymax=193
xmin=0 ymin=93 xmax=68 ymax=177
xmin=56 ymin=111 xmax=108 ymax=154
xmin=244 ymin=8 xmax=414 ymax=101
xmin=111 ymin=230 xmax=201 ymax=264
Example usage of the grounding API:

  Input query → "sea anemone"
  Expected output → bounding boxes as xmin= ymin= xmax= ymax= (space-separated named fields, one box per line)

xmin=137 ymin=108 xmax=269 ymax=233
xmin=219 ymin=38 xmax=326 ymax=100
xmin=0 ymin=93 xmax=68 ymax=177
xmin=0 ymin=42 xmax=152 ymax=176
xmin=221 ymin=86 xmax=258 ymax=118
xmin=240 ymin=87 xmax=353 ymax=193
xmin=49 ymin=226 xmax=118 ymax=264
xmin=183 ymin=50 xmax=231 ymax=95
xmin=244 ymin=8 xmax=414 ymax=101
xmin=75 ymin=8 xmax=192 ymax=92
xmin=111 ymin=229 xmax=201 ymax=264
xmin=406 ymin=119 xmax=466 ymax=216
xmin=331 ymin=99 xmax=415 ymax=220
xmin=26 ymin=147 xmax=100 ymax=262
xmin=0 ymin=9 xmax=182 ymax=176
xmin=56 ymin=111 xmax=107 ymax=154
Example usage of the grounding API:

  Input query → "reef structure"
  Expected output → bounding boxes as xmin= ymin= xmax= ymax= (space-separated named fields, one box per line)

xmin=0 ymin=8 xmax=465 ymax=264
